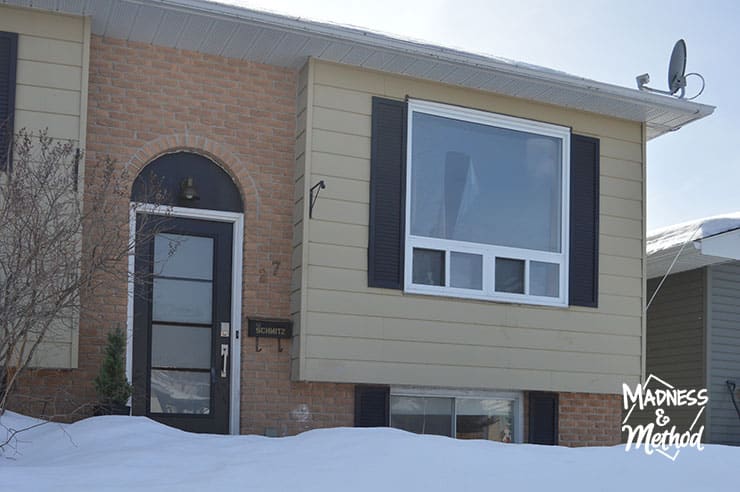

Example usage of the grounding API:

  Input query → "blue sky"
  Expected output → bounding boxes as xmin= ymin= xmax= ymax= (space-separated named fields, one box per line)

xmin=228 ymin=0 xmax=737 ymax=230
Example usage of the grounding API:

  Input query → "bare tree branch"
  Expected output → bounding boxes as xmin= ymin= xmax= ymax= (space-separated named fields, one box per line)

xmin=0 ymin=128 xmax=169 ymax=415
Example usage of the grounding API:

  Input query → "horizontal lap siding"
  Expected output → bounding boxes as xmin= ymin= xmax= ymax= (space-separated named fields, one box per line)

xmin=708 ymin=262 xmax=740 ymax=445
xmin=640 ymin=270 xmax=706 ymax=432
xmin=304 ymin=358 xmax=630 ymax=394
xmin=297 ymin=59 xmax=644 ymax=394
xmin=0 ymin=6 xmax=88 ymax=369
xmin=1 ymin=6 xmax=86 ymax=142
xmin=305 ymin=312 xmax=639 ymax=353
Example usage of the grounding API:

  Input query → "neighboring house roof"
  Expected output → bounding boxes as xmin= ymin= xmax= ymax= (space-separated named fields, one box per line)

xmin=647 ymin=213 xmax=740 ymax=278
xmin=12 ymin=0 xmax=714 ymax=139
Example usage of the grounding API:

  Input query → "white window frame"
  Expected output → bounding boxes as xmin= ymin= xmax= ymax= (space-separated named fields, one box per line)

xmin=404 ymin=99 xmax=571 ymax=307
xmin=390 ymin=386 xmax=524 ymax=443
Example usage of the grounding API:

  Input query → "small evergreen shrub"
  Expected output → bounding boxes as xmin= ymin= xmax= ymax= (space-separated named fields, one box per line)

xmin=94 ymin=327 xmax=132 ymax=407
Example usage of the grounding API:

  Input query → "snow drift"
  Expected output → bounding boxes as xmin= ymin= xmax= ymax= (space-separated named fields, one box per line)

xmin=1 ymin=411 xmax=738 ymax=491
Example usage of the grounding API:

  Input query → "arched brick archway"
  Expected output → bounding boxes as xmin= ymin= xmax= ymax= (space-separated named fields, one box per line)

xmin=126 ymin=134 xmax=261 ymax=217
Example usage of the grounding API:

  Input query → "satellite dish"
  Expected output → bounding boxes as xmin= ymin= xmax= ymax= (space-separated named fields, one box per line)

xmin=635 ymin=38 xmax=705 ymax=100
xmin=668 ymin=39 xmax=687 ymax=95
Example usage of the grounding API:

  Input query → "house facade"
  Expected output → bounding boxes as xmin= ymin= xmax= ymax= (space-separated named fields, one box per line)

xmin=646 ymin=216 xmax=740 ymax=445
xmin=1 ymin=1 xmax=713 ymax=445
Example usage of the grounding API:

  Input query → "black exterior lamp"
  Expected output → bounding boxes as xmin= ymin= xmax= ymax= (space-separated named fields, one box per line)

xmin=309 ymin=180 xmax=326 ymax=218
xmin=179 ymin=176 xmax=200 ymax=201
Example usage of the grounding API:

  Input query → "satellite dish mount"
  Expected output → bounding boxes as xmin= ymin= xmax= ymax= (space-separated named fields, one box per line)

xmin=636 ymin=39 xmax=705 ymax=100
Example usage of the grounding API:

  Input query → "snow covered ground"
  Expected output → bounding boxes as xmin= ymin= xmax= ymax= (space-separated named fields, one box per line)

xmin=1 ymin=411 xmax=739 ymax=491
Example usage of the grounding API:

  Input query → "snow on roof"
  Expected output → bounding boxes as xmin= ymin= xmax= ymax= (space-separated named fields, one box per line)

xmin=647 ymin=212 xmax=740 ymax=256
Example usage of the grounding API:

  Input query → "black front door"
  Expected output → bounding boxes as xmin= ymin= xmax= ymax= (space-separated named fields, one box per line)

xmin=133 ymin=215 xmax=233 ymax=434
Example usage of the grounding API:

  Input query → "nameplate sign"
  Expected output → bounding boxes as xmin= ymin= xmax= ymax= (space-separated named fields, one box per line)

xmin=247 ymin=318 xmax=293 ymax=339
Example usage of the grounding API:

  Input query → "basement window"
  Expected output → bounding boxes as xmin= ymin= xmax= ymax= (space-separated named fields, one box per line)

xmin=389 ymin=389 xmax=522 ymax=443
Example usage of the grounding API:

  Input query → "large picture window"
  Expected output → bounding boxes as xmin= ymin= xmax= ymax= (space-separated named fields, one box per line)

xmin=405 ymin=100 xmax=570 ymax=306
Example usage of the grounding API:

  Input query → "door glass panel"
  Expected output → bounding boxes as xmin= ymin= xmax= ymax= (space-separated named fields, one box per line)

xmin=152 ymin=278 xmax=212 ymax=324
xmin=150 ymin=369 xmax=211 ymax=414
xmin=456 ymin=398 xmax=514 ymax=442
xmin=151 ymin=324 xmax=211 ymax=369
xmin=390 ymin=395 xmax=453 ymax=437
xmin=154 ymin=234 xmax=214 ymax=280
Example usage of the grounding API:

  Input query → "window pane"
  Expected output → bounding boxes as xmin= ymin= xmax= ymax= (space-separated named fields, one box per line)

xmin=412 ymin=248 xmax=445 ymax=286
xmin=152 ymin=278 xmax=212 ymax=324
xmin=450 ymin=252 xmax=482 ymax=290
xmin=151 ymin=324 xmax=211 ymax=369
xmin=410 ymin=111 xmax=562 ymax=252
xmin=390 ymin=396 xmax=453 ymax=437
xmin=530 ymin=261 xmax=560 ymax=297
xmin=495 ymin=258 xmax=525 ymax=294
xmin=154 ymin=233 xmax=213 ymax=280
xmin=150 ymin=369 xmax=210 ymax=414
xmin=456 ymin=398 xmax=514 ymax=442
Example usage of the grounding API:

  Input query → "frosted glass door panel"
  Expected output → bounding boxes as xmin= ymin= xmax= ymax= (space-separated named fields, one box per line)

xmin=154 ymin=234 xmax=214 ymax=280
xmin=151 ymin=324 xmax=211 ymax=369
xmin=152 ymin=278 xmax=212 ymax=324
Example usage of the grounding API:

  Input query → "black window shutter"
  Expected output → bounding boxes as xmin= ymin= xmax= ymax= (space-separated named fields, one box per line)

xmin=569 ymin=134 xmax=600 ymax=307
xmin=528 ymin=392 xmax=559 ymax=445
xmin=354 ymin=385 xmax=390 ymax=427
xmin=368 ymin=97 xmax=407 ymax=289
xmin=0 ymin=31 xmax=17 ymax=171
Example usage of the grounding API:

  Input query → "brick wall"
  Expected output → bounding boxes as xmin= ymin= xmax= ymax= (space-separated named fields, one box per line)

xmin=521 ymin=392 xmax=621 ymax=446
xmin=241 ymin=338 xmax=354 ymax=436
xmin=558 ymin=392 xmax=623 ymax=446
xmin=9 ymin=36 xmax=354 ymax=434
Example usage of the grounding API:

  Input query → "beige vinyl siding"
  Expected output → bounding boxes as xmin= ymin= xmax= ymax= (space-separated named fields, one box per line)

xmin=27 ymin=318 xmax=78 ymax=368
xmin=293 ymin=58 xmax=645 ymax=394
xmin=1 ymin=5 xmax=89 ymax=143
xmin=1 ymin=5 xmax=91 ymax=369
xmin=639 ymin=269 xmax=707 ymax=432
xmin=707 ymin=262 xmax=740 ymax=445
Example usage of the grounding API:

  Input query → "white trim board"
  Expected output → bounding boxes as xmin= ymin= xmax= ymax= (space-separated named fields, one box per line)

xmin=127 ymin=203 xmax=244 ymax=435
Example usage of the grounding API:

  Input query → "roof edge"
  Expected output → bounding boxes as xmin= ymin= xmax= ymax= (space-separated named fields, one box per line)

xmin=159 ymin=0 xmax=714 ymax=127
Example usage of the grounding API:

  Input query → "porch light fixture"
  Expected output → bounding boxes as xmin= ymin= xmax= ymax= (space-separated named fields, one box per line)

xmin=179 ymin=176 xmax=200 ymax=201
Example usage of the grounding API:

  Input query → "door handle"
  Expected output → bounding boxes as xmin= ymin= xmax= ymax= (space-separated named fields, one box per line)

xmin=220 ymin=344 xmax=229 ymax=378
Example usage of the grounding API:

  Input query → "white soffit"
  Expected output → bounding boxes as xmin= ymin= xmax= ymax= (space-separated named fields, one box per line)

xmin=647 ymin=246 xmax=730 ymax=280
xmin=6 ymin=0 xmax=715 ymax=138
